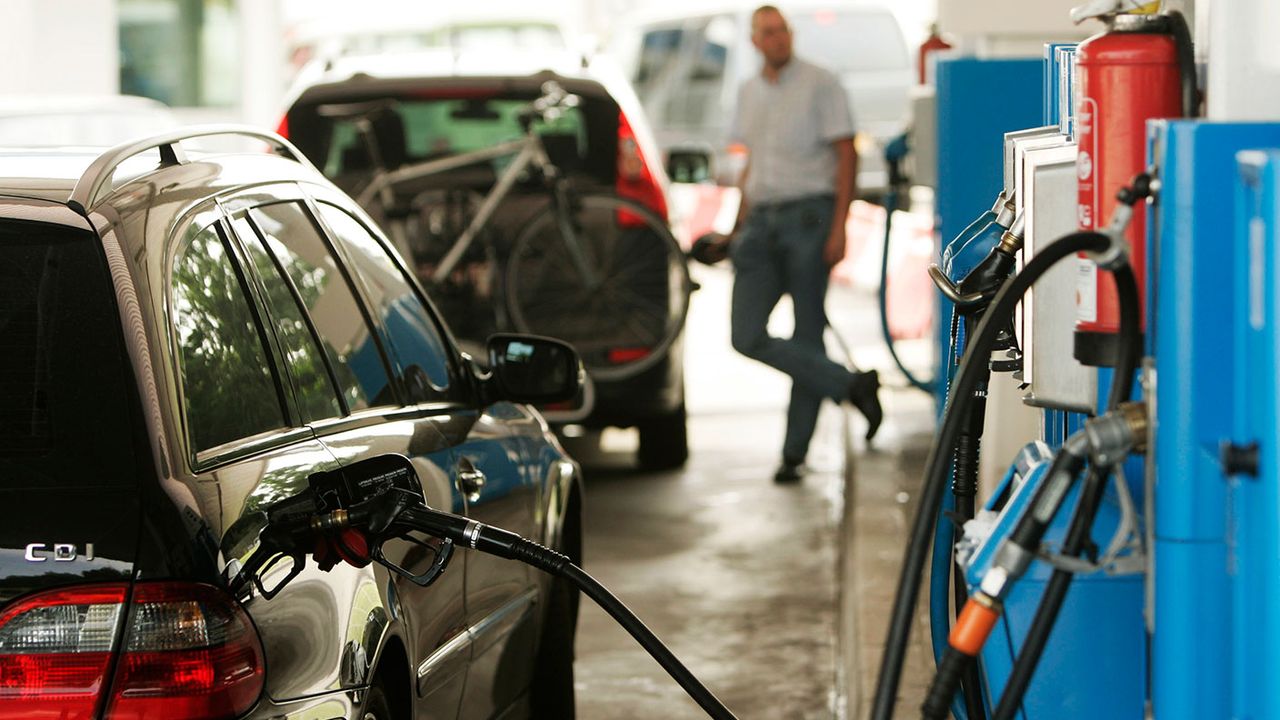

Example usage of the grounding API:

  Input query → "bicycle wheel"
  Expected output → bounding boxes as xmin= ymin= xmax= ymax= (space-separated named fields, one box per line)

xmin=506 ymin=193 xmax=692 ymax=381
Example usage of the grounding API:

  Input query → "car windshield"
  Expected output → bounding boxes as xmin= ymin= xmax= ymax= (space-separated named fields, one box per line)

xmin=317 ymin=97 xmax=587 ymax=178
xmin=789 ymin=9 xmax=908 ymax=73
xmin=0 ymin=218 xmax=144 ymax=488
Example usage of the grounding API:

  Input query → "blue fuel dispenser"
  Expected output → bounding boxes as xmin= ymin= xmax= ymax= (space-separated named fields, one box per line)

xmin=1229 ymin=149 xmax=1280 ymax=719
xmin=1146 ymin=121 xmax=1280 ymax=720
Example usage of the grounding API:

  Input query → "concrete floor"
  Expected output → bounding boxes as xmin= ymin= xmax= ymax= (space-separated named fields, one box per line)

xmin=566 ymin=261 xmax=938 ymax=719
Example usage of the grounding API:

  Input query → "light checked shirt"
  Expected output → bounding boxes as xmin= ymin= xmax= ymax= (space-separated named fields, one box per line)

xmin=728 ymin=56 xmax=856 ymax=204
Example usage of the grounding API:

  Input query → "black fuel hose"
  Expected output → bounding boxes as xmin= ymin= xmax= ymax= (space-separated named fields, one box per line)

xmin=871 ymin=231 xmax=1115 ymax=719
xmin=1166 ymin=10 xmax=1199 ymax=119
xmin=379 ymin=503 xmax=741 ymax=720
xmin=990 ymin=466 xmax=1109 ymax=720
xmin=990 ymin=261 xmax=1141 ymax=719
xmin=878 ymin=183 xmax=935 ymax=394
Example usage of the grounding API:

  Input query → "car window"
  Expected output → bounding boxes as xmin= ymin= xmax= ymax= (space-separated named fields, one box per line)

xmin=632 ymin=18 xmax=732 ymax=128
xmin=0 ymin=219 xmax=145 ymax=487
xmin=321 ymin=98 xmax=586 ymax=178
xmin=171 ymin=223 xmax=286 ymax=452
xmin=314 ymin=202 xmax=455 ymax=402
xmin=230 ymin=214 xmax=346 ymax=422
xmin=670 ymin=17 xmax=730 ymax=126
xmin=248 ymin=202 xmax=396 ymax=411
xmin=634 ymin=26 xmax=685 ymax=89
xmin=790 ymin=10 xmax=908 ymax=73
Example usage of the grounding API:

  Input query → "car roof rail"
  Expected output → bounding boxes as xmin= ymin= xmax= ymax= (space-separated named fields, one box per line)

xmin=69 ymin=124 xmax=316 ymax=213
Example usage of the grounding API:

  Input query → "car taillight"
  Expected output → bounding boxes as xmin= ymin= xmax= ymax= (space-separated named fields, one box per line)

xmin=0 ymin=584 xmax=127 ymax=720
xmin=607 ymin=347 xmax=652 ymax=364
xmin=275 ymin=115 xmax=289 ymax=139
xmin=0 ymin=582 xmax=265 ymax=720
xmin=105 ymin=582 xmax=265 ymax=719
xmin=616 ymin=110 xmax=668 ymax=228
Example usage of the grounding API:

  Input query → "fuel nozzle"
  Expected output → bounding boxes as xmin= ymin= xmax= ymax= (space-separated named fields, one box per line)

xmin=930 ymin=212 xmax=1026 ymax=371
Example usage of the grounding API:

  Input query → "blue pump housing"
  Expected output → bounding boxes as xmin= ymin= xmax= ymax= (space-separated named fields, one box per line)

xmin=959 ymin=443 xmax=1145 ymax=718
xmin=933 ymin=57 xmax=1043 ymax=410
xmin=1146 ymin=121 xmax=1280 ymax=720
xmin=1229 ymin=149 xmax=1280 ymax=719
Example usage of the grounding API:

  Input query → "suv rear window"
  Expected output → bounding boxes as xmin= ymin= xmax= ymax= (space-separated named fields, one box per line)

xmin=287 ymin=89 xmax=617 ymax=189
xmin=0 ymin=219 xmax=143 ymax=487
xmin=323 ymin=99 xmax=586 ymax=178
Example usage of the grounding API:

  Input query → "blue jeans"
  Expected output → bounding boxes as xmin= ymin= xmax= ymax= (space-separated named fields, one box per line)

xmin=730 ymin=194 xmax=854 ymax=464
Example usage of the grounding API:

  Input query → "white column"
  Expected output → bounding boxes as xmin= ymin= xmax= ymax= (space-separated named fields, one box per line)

xmin=237 ymin=0 xmax=286 ymax=127
xmin=0 ymin=0 xmax=118 ymax=95
xmin=1207 ymin=0 xmax=1280 ymax=120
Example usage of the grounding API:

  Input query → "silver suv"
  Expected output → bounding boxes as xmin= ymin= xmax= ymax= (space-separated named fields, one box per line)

xmin=0 ymin=127 xmax=583 ymax=719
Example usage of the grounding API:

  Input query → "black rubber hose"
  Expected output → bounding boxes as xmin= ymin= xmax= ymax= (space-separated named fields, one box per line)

xmin=561 ymin=563 xmax=738 ymax=720
xmin=1166 ymin=10 xmax=1199 ymax=119
xmin=879 ymin=185 xmax=936 ymax=394
xmin=989 ymin=262 xmax=1141 ymax=718
xmin=922 ymin=446 xmax=1086 ymax=720
xmin=990 ymin=466 xmax=1109 ymax=720
xmin=924 ymin=647 xmax=975 ymax=718
xmin=953 ymin=378 xmax=989 ymax=720
xmin=381 ymin=502 xmax=740 ymax=719
xmin=870 ymin=231 xmax=1112 ymax=719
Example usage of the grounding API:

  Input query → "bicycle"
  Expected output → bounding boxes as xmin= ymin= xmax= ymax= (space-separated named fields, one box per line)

xmin=344 ymin=82 xmax=693 ymax=382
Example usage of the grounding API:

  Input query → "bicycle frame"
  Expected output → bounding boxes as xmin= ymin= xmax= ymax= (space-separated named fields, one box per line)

xmin=356 ymin=132 xmax=598 ymax=286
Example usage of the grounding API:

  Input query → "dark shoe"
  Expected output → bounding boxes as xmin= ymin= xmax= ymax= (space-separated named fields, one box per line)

xmin=848 ymin=370 xmax=883 ymax=441
xmin=773 ymin=459 xmax=804 ymax=484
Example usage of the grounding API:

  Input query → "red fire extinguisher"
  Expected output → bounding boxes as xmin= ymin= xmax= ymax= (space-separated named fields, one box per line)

xmin=1074 ymin=13 xmax=1195 ymax=366
xmin=918 ymin=23 xmax=953 ymax=85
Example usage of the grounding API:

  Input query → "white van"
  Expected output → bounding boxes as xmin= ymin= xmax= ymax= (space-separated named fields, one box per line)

xmin=611 ymin=1 xmax=912 ymax=197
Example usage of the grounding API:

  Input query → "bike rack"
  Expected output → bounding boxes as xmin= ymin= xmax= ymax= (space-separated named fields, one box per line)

xmin=69 ymin=124 xmax=316 ymax=212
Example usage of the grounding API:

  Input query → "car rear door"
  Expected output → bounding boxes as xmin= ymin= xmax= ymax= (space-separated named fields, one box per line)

xmin=163 ymin=208 xmax=377 ymax=703
xmin=308 ymin=191 xmax=544 ymax=717
xmin=218 ymin=190 xmax=469 ymax=717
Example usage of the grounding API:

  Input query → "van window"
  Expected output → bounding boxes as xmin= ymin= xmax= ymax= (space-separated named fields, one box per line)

xmin=633 ymin=18 xmax=733 ymax=128
xmin=230 ymin=214 xmax=346 ymax=422
xmin=249 ymin=202 xmax=395 ymax=411
xmin=789 ymin=10 xmax=908 ymax=73
xmin=634 ymin=27 xmax=685 ymax=88
xmin=0 ymin=220 xmax=145 ymax=487
xmin=314 ymin=202 xmax=455 ymax=402
xmin=171 ymin=223 xmax=285 ymax=452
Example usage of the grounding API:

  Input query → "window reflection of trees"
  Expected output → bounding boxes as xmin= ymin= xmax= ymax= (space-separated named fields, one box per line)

xmin=172 ymin=225 xmax=284 ymax=452
xmin=250 ymin=203 xmax=386 ymax=410
xmin=233 ymin=215 xmax=344 ymax=423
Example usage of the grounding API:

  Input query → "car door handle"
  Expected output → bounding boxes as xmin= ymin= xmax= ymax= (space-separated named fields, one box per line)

xmin=457 ymin=458 xmax=486 ymax=503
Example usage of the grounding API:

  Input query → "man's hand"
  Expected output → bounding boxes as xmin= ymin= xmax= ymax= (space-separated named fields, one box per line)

xmin=823 ymin=223 xmax=847 ymax=267
xmin=690 ymin=232 xmax=732 ymax=265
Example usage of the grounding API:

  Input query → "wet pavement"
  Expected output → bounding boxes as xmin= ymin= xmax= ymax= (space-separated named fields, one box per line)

xmin=566 ymin=262 xmax=937 ymax=719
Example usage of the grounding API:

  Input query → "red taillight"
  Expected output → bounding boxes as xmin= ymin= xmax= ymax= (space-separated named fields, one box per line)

xmin=608 ymin=347 xmax=652 ymax=364
xmin=616 ymin=110 xmax=668 ymax=227
xmin=0 ymin=582 xmax=265 ymax=720
xmin=0 ymin=584 xmax=127 ymax=720
xmin=105 ymin=583 xmax=265 ymax=720
xmin=275 ymin=115 xmax=289 ymax=139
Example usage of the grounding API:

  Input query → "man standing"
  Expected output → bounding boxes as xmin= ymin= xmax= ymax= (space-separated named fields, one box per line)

xmin=726 ymin=4 xmax=882 ymax=483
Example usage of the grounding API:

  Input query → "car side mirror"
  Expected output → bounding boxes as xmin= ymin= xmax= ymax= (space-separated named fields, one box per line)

xmin=485 ymin=333 xmax=583 ymax=404
xmin=665 ymin=144 xmax=715 ymax=184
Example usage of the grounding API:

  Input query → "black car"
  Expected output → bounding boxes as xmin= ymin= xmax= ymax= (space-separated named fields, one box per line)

xmin=0 ymin=127 xmax=583 ymax=719
xmin=279 ymin=49 xmax=690 ymax=470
